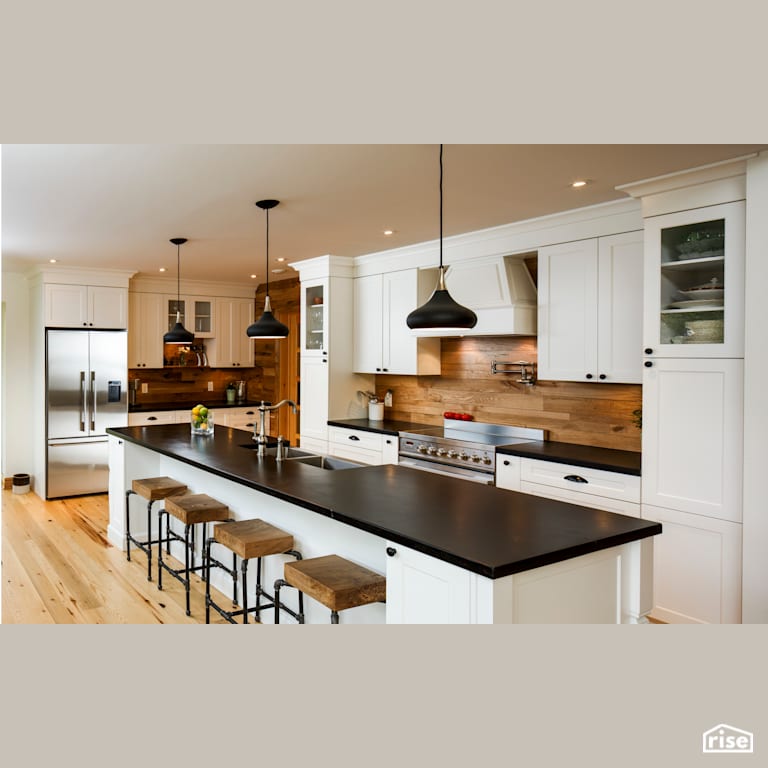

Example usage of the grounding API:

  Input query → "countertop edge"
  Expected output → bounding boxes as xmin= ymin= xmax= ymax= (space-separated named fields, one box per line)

xmin=497 ymin=442 xmax=642 ymax=477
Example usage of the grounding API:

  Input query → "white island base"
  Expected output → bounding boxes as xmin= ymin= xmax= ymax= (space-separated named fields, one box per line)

xmin=108 ymin=435 xmax=652 ymax=624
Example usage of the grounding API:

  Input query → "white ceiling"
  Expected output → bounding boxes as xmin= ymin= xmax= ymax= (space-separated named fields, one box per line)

xmin=3 ymin=144 xmax=766 ymax=283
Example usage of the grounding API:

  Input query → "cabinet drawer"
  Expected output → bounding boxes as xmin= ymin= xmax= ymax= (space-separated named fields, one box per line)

xmin=520 ymin=458 xmax=641 ymax=504
xmin=328 ymin=443 xmax=382 ymax=465
xmin=328 ymin=426 xmax=384 ymax=452
xmin=127 ymin=411 xmax=177 ymax=426
xmin=520 ymin=481 xmax=641 ymax=517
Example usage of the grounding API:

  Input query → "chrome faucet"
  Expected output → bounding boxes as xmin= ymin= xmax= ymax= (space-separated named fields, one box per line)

xmin=253 ymin=400 xmax=298 ymax=456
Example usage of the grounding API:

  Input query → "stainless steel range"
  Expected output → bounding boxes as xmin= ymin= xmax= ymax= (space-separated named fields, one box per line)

xmin=398 ymin=420 xmax=545 ymax=484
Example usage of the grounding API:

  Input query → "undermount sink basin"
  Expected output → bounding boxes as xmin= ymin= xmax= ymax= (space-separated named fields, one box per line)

xmin=239 ymin=444 xmax=316 ymax=459
xmin=289 ymin=455 xmax=365 ymax=470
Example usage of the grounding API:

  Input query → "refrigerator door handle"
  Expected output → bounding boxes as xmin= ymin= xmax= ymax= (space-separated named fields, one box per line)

xmin=90 ymin=370 xmax=97 ymax=432
xmin=80 ymin=371 xmax=87 ymax=432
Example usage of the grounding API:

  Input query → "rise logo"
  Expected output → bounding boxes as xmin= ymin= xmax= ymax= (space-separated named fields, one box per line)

xmin=702 ymin=724 xmax=754 ymax=754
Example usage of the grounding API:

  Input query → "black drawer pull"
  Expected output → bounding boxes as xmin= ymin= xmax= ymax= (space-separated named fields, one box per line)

xmin=644 ymin=361 xmax=653 ymax=368
xmin=564 ymin=474 xmax=588 ymax=484
xmin=386 ymin=547 xmax=397 ymax=557
xmin=147 ymin=416 xmax=157 ymax=421
xmin=644 ymin=348 xmax=653 ymax=355
xmin=349 ymin=434 xmax=360 ymax=441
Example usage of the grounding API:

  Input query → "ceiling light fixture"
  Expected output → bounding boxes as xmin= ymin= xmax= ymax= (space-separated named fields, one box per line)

xmin=571 ymin=179 xmax=589 ymax=188
xmin=163 ymin=237 xmax=195 ymax=345
xmin=246 ymin=199 xmax=289 ymax=340
xmin=406 ymin=145 xmax=477 ymax=333
xmin=159 ymin=267 xmax=166 ymax=272
xmin=383 ymin=229 xmax=394 ymax=236
xmin=49 ymin=258 xmax=58 ymax=263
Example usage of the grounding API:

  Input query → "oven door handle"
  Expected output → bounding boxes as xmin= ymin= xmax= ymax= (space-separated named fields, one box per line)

xmin=398 ymin=457 xmax=494 ymax=485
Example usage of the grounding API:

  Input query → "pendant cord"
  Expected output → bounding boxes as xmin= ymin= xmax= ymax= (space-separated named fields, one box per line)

xmin=265 ymin=207 xmax=270 ymax=297
xmin=439 ymin=144 xmax=443 ymax=270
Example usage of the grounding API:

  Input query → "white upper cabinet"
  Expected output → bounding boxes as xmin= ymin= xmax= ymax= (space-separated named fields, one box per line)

xmin=208 ymin=297 xmax=255 ymax=368
xmin=641 ymin=200 xmax=745 ymax=358
xmin=128 ymin=292 xmax=164 ymax=368
xmin=45 ymin=284 xmax=128 ymax=329
xmin=537 ymin=231 xmax=643 ymax=383
xmin=353 ymin=269 xmax=440 ymax=375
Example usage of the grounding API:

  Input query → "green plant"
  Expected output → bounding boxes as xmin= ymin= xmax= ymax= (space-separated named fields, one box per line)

xmin=226 ymin=381 xmax=236 ymax=390
xmin=631 ymin=408 xmax=642 ymax=430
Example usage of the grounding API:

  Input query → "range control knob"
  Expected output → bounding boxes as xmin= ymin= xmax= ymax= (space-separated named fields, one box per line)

xmin=436 ymin=448 xmax=447 ymax=456
xmin=471 ymin=455 xmax=481 ymax=463
xmin=448 ymin=451 xmax=459 ymax=459
xmin=482 ymin=457 xmax=492 ymax=465
xmin=426 ymin=447 xmax=437 ymax=455
xmin=417 ymin=445 xmax=427 ymax=453
xmin=459 ymin=453 xmax=469 ymax=461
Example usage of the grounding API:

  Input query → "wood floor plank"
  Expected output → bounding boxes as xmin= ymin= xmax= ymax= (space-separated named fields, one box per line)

xmin=1 ymin=490 xmax=237 ymax=624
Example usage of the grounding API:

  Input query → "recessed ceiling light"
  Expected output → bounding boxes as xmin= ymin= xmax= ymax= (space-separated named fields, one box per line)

xmin=159 ymin=267 xmax=166 ymax=272
xmin=272 ymin=268 xmax=286 ymax=274
xmin=383 ymin=229 xmax=395 ymax=236
xmin=571 ymin=180 xmax=589 ymax=188
xmin=250 ymin=274 xmax=257 ymax=279
xmin=276 ymin=257 xmax=285 ymax=262
xmin=49 ymin=258 xmax=58 ymax=263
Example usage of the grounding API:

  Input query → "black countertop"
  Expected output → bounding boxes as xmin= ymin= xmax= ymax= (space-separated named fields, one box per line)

xmin=129 ymin=400 xmax=267 ymax=413
xmin=107 ymin=424 xmax=659 ymax=579
xmin=497 ymin=441 xmax=642 ymax=476
xmin=327 ymin=417 xmax=436 ymax=437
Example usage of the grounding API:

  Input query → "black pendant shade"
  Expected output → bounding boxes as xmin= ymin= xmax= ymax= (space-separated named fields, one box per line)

xmin=406 ymin=145 xmax=477 ymax=333
xmin=247 ymin=199 xmax=289 ymax=340
xmin=163 ymin=237 xmax=195 ymax=345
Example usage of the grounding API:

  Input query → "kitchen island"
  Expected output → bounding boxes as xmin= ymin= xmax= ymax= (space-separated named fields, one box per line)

xmin=106 ymin=424 xmax=661 ymax=624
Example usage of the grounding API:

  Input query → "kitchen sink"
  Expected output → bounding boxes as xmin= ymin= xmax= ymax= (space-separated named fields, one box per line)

xmin=289 ymin=455 xmax=364 ymax=470
xmin=239 ymin=444 xmax=317 ymax=459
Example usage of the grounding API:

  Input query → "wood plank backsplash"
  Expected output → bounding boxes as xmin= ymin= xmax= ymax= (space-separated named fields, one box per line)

xmin=376 ymin=336 xmax=642 ymax=451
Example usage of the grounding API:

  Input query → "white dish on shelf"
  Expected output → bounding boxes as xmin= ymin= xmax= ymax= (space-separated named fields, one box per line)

xmin=667 ymin=299 xmax=724 ymax=310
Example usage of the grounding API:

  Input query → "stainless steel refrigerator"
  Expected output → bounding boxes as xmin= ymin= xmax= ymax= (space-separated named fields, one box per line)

xmin=46 ymin=329 xmax=128 ymax=499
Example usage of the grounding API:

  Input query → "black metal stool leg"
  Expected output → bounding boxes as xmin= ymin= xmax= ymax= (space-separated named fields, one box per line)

xmin=184 ymin=523 xmax=192 ymax=616
xmin=125 ymin=490 xmax=134 ymax=561
xmin=255 ymin=557 xmax=263 ymax=616
xmin=145 ymin=499 xmax=155 ymax=581
xmin=205 ymin=537 xmax=212 ymax=624
xmin=274 ymin=579 xmax=284 ymax=624
xmin=232 ymin=551 xmax=238 ymax=608
xmin=241 ymin=558 xmax=249 ymax=624
xmin=157 ymin=509 xmax=165 ymax=590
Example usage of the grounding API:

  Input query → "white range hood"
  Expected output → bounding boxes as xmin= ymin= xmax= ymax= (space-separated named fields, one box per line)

xmin=412 ymin=254 xmax=537 ymax=337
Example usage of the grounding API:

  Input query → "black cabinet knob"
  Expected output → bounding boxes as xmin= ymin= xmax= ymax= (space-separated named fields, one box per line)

xmin=147 ymin=416 xmax=157 ymax=421
xmin=386 ymin=547 xmax=397 ymax=557
xmin=585 ymin=373 xmax=593 ymax=379
xmin=376 ymin=368 xmax=381 ymax=372
xmin=349 ymin=434 xmax=360 ymax=441
xmin=644 ymin=361 xmax=653 ymax=368
xmin=503 ymin=460 xmax=510 ymax=466
xmin=599 ymin=374 xmax=606 ymax=380
xmin=644 ymin=348 xmax=653 ymax=355
xmin=383 ymin=368 xmax=388 ymax=372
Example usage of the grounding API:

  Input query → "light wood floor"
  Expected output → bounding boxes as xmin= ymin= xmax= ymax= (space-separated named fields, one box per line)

xmin=1 ymin=489 xmax=236 ymax=624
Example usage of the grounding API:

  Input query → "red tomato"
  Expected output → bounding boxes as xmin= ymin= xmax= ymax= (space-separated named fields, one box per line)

xmin=460 ymin=413 xmax=473 ymax=421
xmin=444 ymin=411 xmax=456 ymax=419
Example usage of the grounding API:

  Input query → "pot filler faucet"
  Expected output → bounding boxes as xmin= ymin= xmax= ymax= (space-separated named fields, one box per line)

xmin=253 ymin=399 xmax=298 ymax=456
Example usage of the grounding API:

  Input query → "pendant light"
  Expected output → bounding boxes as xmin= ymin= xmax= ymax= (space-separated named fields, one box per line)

xmin=163 ymin=237 xmax=195 ymax=344
xmin=406 ymin=145 xmax=477 ymax=333
xmin=246 ymin=199 xmax=289 ymax=339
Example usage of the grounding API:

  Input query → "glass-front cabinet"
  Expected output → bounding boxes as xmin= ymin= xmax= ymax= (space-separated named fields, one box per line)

xmin=643 ymin=200 xmax=745 ymax=358
xmin=165 ymin=296 xmax=214 ymax=338
xmin=301 ymin=278 xmax=328 ymax=357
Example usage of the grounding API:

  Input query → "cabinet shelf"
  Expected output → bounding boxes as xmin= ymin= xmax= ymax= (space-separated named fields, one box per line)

xmin=660 ymin=306 xmax=724 ymax=315
xmin=660 ymin=255 xmax=724 ymax=271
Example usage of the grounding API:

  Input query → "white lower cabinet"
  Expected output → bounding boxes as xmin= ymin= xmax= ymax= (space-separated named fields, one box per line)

xmin=327 ymin=426 xmax=398 ymax=465
xmin=385 ymin=543 xmax=474 ymax=624
xmin=641 ymin=503 xmax=742 ymax=624
xmin=127 ymin=410 xmax=179 ymax=426
xmin=495 ymin=455 xmax=521 ymax=491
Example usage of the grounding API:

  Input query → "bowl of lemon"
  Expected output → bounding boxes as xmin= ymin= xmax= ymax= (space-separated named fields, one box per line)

xmin=190 ymin=404 xmax=214 ymax=435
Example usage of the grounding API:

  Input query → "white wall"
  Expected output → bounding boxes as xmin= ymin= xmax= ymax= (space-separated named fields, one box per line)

xmin=742 ymin=152 xmax=768 ymax=623
xmin=1 ymin=272 xmax=33 ymax=482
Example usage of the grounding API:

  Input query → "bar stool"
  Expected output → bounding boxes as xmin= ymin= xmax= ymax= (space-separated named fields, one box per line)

xmin=274 ymin=554 xmax=386 ymax=624
xmin=158 ymin=493 xmax=230 ymax=616
xmin=125 ymin=477 xmax=188 ymax=581
xmin=204 ymin=519 xmax=304 ymax=624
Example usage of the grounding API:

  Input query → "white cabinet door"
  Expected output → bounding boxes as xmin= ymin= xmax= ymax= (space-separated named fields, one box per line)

xmin=642 ymin=503 xmax=742 ymax=624
xmin=538 ymin=239 xmax=599 ymax=382
xmin=301 ymin=278 xmax=328 ymax=358
xmin=45 ymin=284 xmax=127 ymax=328
xmin=353 ymin=269 xmax=440 ymax=375
xmin=353 ymin=274 xmax=383 ymax=373
xmin=495 ymin=455 xmax=522 ymax=491
xmin=597 ymin=231 xmax=644 ymax=383
xmin=538 ymin=234 xmax=643 ymax=383
xmin=642 ymin=358 xmax=743 ymax=522
xmin=299 ymin=357 xmax=329 ymax=443
xmin=642 ymin=200 xmax=745 ymax=359
xmin=128 ymin=292 xmax=164 ymax=368
xmin=385 ymin=543 xmax=473 ymax=624
xmin=209 ymin=298 xmax=255 ymax=368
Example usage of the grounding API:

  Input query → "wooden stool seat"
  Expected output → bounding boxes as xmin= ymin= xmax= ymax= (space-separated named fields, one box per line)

xmin=213 ymin=519 xmax=294 ymax=560
xmin=283 ymin=554 xmax=386 ymax=613
xmin=125 ymin=476 xmax=188 ymax=583
xmin=204 ymin=520 xmax=302 ymax=624
xmin=131 ymin=476 xmax=188 ymax=500
xmin=164 ymin=494 xmax=230 ymax=526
